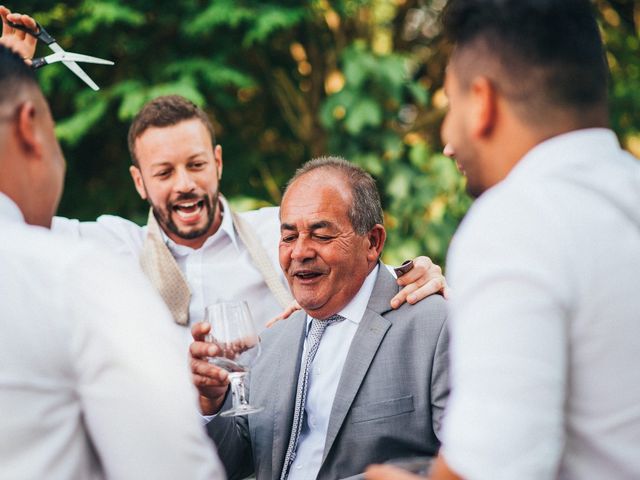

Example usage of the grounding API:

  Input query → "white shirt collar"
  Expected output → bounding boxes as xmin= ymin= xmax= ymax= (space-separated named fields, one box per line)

xmin=306 ymin=264 xmax=380 ymax=329
xmin=509 ymin=128 xmax=620 ymax=181
xmin=0 ymin=192 xmax=25 ymax=224
xmin=162 ymin=195 xmax=239 ymax=256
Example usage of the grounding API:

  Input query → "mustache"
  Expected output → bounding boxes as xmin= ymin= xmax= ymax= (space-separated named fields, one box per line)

xmin=169 ymin=192 xmax=205 ymax=206
xmin=287 ymin=264 xmax=328 ymax=276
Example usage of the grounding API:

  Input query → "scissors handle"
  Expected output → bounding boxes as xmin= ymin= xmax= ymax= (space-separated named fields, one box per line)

xmin=6 ymin=20 xmax=55 ymax=45
xmin=30 ymin=57 xmax=48 ymax=70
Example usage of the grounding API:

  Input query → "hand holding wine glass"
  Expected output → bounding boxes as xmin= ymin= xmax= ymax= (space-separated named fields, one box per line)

xmin=190 ymin=322 xmax=232 ymax=415
xmin=204 ymin=301 xmax=264 ymax=417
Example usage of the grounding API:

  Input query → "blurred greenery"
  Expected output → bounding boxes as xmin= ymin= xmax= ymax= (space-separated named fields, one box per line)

xmin=11 ymin=0 xmax=640 ymax=266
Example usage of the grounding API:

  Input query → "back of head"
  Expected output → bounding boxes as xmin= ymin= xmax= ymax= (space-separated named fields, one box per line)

xmin=442 ymin=0 xmax=609 ymax=127
xmin=127 ymin=95 xmax=216 ymax=166
xmin=0 ymin=45 xmax=64 ymax=228
xmin=0 ymin=44 xmax=39 ymax=126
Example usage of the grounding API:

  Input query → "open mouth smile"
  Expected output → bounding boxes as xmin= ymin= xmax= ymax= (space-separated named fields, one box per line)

xmin=172 ymin=199 xmax=205 ymax=222
xmin=292 ymin=270 xmax=324 ymax=283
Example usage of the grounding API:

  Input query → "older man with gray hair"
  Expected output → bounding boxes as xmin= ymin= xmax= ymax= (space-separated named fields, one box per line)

xmin=191 ymin=156 xmax=449 ymax=480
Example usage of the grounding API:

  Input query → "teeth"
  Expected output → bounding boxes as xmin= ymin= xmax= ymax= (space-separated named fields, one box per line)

xmin=296 ymin=272 xmax=318 ymax=278
xmin=175 ymin=202 xmax=202 ymax=219
xmin=177 ymin=202 xmax=196 ymax=209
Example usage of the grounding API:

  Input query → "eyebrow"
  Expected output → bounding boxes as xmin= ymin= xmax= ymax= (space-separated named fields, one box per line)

xmin=310 ymin=221 xmax=332 ymax=230
xmin=150 ymin=152 xmax=207 ymax=168
xmin=280 ymin=220 xmax=334 ymax=231
xmin=150 ymin=161 xmax=173 ymax=168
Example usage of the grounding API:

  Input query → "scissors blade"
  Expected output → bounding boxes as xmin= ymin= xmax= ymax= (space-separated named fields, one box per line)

xmin=61 ymin=60 xmax=100 ymax=91
xmin=57 ymin=52 xmax=114 ymax=65
xmin=47 ymin=42 xmax=102 ymax=90
xmin=47 ymin=42 xmax=65 ymax=55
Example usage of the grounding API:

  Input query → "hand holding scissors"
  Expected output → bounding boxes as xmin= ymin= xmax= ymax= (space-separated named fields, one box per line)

xmin=0 ymin=6 xmax=37 ymax=60
xmin=1 ymin=7 xmax=113 ymax=91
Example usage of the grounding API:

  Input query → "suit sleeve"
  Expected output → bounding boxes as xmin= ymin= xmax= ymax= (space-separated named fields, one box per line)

xmin=431 ymin=318 xmax=450 ymax=440
xmin=206 ymin=388 xmax=255 ymax=479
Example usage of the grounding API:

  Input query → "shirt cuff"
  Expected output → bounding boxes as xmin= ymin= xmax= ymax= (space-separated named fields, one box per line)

xmin=200 ymin=413 xmax=217 ymax=425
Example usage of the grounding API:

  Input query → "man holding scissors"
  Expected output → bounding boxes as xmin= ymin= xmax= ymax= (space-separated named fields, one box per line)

xmin=0 ymin=6 xmax=113 ymax=90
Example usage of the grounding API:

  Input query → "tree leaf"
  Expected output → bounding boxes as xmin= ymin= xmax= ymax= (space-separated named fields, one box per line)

xmin=344 ymin=97 xmax=383 ymax=134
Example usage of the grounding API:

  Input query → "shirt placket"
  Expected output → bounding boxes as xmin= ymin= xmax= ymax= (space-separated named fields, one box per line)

xmin=186 ymin=248 xmax=205 ymax=324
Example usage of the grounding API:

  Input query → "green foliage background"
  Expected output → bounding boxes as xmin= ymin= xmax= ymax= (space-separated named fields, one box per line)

xmin=14 ymin=0 xmax=640 ymax=266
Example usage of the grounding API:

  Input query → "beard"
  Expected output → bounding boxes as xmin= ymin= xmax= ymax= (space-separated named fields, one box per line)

xmin=150 ymin=189 xmax=219 ymax=241
xmin=449 ymin=140 xmax=483 ymax=199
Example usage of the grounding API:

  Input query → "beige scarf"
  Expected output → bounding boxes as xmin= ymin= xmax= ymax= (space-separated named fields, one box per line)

xmin=139 ymin=207 xmax=293 ymax=326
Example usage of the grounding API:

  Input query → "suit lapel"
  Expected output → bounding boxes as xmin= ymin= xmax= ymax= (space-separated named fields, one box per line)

xmin=322 ymin=266 xmax=398 ymax=460
xmin=270 ymin=310 xmax=307 ymax=476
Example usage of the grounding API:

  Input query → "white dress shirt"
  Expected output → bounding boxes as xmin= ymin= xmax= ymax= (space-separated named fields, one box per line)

xmin=52 ymin=197 xmax=284 ymax=342
xmin=442 ymin=129 xmax=640 ymax=479
xmin=0 ymin=193 xmax=224 ymax=480
xmin=288 ymin=265 xmax=379 ymax=480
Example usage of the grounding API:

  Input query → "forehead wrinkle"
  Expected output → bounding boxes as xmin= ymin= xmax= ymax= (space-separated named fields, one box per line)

xmin=281 ymin=171 xmax=352 ymax=229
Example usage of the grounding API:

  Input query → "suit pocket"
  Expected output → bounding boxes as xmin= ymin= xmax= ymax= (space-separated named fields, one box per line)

xmin=350 ymin=394 xmax=414 ymax=424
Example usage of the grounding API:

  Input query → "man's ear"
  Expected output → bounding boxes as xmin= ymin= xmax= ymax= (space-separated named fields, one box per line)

xmin=366 ymin=224 xmax=387 ymax=262
xmin=469 ymin=76 xmax=498 ymax=139
xmin=214 ymin=144 xmax=223 ymax=180
xmin=15 ymin=101 xmax=41 ymax=158
xmin=129 ymin=165 xmax=148 ymax=200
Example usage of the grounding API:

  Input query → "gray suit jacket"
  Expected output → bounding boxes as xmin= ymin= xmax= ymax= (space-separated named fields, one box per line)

xmin=207 ymin=265 xmax=449 ymax=480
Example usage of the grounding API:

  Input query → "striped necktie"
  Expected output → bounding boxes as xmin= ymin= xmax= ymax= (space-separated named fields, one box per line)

xmin=280 ymin=313 xmax=345 ymax=479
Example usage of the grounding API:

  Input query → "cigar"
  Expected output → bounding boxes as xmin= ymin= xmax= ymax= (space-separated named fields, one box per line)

xmin=393 ymin=259 xmax=414 ymax=277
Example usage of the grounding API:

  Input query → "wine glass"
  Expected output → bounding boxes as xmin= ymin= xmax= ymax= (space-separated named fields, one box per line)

xmin=204 ymin=301 xmax=264 ymax=417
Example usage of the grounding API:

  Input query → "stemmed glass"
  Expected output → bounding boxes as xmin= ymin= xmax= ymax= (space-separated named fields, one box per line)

xmin=204 ymin=301 xmax=264 ymax=417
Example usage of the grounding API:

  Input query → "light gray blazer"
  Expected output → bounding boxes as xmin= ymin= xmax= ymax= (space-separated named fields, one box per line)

xmin=207 ymin=265 xmax=449 ymax=480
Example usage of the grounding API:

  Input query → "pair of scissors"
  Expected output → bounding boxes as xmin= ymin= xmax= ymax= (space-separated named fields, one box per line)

xmin=6 ymin=20 xmax=114 ymax=91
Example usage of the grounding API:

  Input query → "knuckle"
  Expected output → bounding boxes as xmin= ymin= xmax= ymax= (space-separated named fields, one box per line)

xmin=430 ymin=264 xmax=442 ymax=275
xmin=391 ymin=293 xmax=405 ymax=304
xmin=404 ymin=283 xmax=419 ymax=294
xmin=417 ymin=256 xmax=433 ymax=267
xmin=190 ymin=343 xmax=204 ymax=358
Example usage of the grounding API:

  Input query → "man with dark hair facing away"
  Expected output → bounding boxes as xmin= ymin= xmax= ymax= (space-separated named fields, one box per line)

xmin=0 ymin=40 xmax=224 ymax=479
xmin=367 ymin=1 xmax=640 ymax=479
